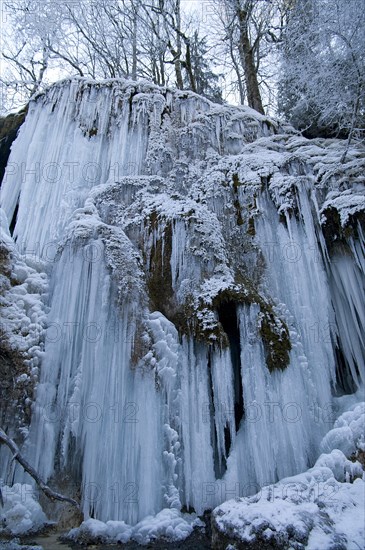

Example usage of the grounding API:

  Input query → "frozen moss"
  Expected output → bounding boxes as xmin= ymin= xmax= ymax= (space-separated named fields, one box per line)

xmin=146 ymin=216 xmax=175 ymax=321
xmin=247 ymin=216 xmax=256 ymax=236
xmin=322 ymin=206 xmax=365 ymax=251
xmin=259 ymin=310 xmax=292 ymax=372
xmin=202 ymin=282 xmax=292 ymax=371
xmin=0 ymin=106 xmax=27 ymax=184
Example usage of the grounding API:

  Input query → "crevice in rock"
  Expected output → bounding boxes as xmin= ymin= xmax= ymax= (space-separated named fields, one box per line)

xmin=207 ymin=347 xmax=222 ymax=479
xmin=334 ymin=339 xmax=358 ymax=395
xmin=217 ymin=301 xmax=244 ymax=432
xmin=9 ymin=199 xmax=19 ymax=236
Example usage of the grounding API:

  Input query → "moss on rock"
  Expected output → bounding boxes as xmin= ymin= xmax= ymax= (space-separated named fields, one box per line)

xmin=0 ymin=106 xmax=28 ymax=185
xmin=322 ymin=206 xmax=365 ymax=252
xmin=247 ymin=216 xmax=256 ymax=236
xmin=146 ymin=219 xmax=174 ymax=317
xmin=143 ymin=210 xmax=291 ymax=372
xmin=205 ymin=281 xmax=291 ymax=372
xmin=259 ymin=310 xmax=292 ymax=372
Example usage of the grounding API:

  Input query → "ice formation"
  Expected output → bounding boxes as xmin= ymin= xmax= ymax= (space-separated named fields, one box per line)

xmin=212 ymin=403 xmax=365 ymax=549
xmin=0 ymin=78 xmax=364 ymax=540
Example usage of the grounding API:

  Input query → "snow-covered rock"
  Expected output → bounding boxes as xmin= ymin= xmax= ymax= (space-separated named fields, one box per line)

xmin=0 ymin=484 xmax=47 ymax=536
xmin=66 ymin=508 xmax=204 ymax=545
xmin=320 ymin=402 xmax=365 ymax=456
xmin=212 ymin=449 xmax=364 ymax=550
xmin=212 ymin=401 xmax=365 ymax=549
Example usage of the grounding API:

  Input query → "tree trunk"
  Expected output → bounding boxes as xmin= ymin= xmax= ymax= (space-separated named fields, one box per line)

xmin=229 ymin=38 xmax=245 ymax=105
xmin=174 ymin=0 xmax=184 ymax=89
xmin=184 ymin=40 xmax=197 ymax=93
xmin=237 ymin=7 xmax=264 ymax=114
xmin=174 ymin=60 xmax=184 ymax=89
xmin=341 ymin=82 xmax=362 ymax=163
xmin=159 ymin=54 xmax=166 ymax=86
xmin=132 ymin=10 xmax=138 ymax=80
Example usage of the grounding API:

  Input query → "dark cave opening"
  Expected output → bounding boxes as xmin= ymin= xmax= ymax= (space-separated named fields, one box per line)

xmin=224 ymin=424 xmax=232 ymax=459
xmin=334 ymin=339 xmax=358 ymax=395
xmin=9 ymin=201 xmax=19 ymax=236
xmin=217 ymin=301 xmax=244 ymax=434
xmin=207 ymin=348 xmax=223 ymax=479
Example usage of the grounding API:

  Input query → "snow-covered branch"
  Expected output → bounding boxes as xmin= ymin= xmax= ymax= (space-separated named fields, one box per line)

xmin=0 ymin=428 xmax=79 ymax=509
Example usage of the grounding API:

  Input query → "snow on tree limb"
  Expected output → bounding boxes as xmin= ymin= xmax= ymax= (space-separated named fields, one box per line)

xmin=0 ymin=428 xmax=79 ymax=509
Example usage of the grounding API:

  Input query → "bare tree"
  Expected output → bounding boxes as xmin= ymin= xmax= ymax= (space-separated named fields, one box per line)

xmin=1 ymin=0 xmax=56 ymax=108
xmin=212 ymin=0 xmax=288 ymax=113
xmin=279 ymin=0 xmax=365 ymax=159
xmin=1 ymin=0 xmax=222 ymax=112
xmin=1 ymin=0 xmax=89 ymax=110
xmin=143 ymin=0 xmax=193 ymax=90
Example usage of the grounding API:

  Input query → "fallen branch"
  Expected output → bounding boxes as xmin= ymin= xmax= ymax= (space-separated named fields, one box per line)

xmin=0 ymin=428 xmax=79 ymax=509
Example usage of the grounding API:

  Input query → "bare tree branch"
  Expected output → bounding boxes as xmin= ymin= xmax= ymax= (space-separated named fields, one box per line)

xmin=0 ymin=428 xmax=79 ymax=509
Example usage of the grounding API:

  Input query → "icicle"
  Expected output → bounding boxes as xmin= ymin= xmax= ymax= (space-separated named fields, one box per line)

xmin=327 ymin=243 xmax=365 ymax=388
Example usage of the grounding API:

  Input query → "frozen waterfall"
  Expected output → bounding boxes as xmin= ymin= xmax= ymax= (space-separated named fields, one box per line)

xmin=0 ymin=78 xmax=364 ymax=527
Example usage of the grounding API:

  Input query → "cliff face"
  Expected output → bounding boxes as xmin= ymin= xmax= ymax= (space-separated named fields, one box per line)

xmin=0 ymin=215 xmax=46 ymax=451
xmin=0 ymin=108 xmax=27 ymax=187
xmin=0 ymin=79 xmax=364 ymax=527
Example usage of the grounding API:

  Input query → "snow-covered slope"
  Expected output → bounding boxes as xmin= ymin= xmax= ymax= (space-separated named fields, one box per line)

xmin=212 ymin=402 xmax=365 ymax=550
xmin=0 ymin=78 xmax=364 ymax=539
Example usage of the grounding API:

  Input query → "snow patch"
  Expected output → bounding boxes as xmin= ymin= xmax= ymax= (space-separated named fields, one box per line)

xmin=67 ymin=508 xmax=203 ymax=545
xmin=213 ymin=403 xmax=365 ymax=550
xmin=0 ymin=484 xmax=47 ymax=536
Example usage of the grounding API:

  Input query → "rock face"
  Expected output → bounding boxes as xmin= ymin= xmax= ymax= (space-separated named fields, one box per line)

xmin=0 ymin=108 xmax=27 ymax=187
xmin=0 ymin=78 xmax=364 ymax=527
xmin=0 ymin=222 xmax=46 ymax=453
